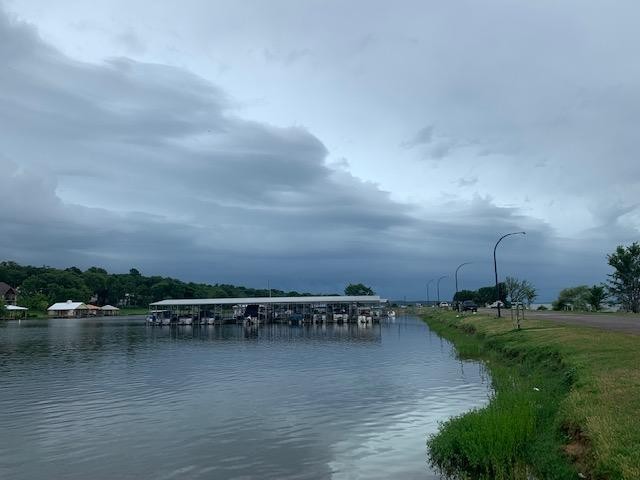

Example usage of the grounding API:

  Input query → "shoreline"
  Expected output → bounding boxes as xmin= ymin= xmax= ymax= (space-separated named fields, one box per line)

xmin=0 ymin=308 xmax=149 ymax=321
xmin=422 ymin=310 xmax=640 ymax=480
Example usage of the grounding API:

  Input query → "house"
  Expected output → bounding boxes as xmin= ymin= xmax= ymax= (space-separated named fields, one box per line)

xmin=47 ymin=300 xmax=89 ymax=318
xmin=101 ymin=305 xmax=120 ymax=316
xmin=0 ymin=282 xmax=17 ymax=305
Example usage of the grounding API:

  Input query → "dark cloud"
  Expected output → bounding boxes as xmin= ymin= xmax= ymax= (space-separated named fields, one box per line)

xmin=0 ymin=6 xmax=627 ymax=300
xmin=0 ymin=9 xmax=420 ymax=294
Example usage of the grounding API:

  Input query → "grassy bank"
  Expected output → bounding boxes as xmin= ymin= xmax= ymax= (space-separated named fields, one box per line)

xmin=423 ymin=310 xmax=640 ymax=480
xmin=117 ymin=307 xmax=148 ymax=315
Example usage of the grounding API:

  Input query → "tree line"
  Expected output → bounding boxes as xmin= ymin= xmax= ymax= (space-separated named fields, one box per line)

xmin=552 ymin=242 xmax=640 ymax=312
xmin=452 ymin=243 xmax=640 ymax=313
xmin=0 ymin=261 xmax=311 ymax=312
xmin=452 ymin=277 xmax=537 ymax=307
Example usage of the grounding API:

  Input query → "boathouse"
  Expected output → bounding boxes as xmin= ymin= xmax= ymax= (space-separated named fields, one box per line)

xmin=149 ymin=295 xmax=386 ymax=324
xmin=2 ymin=305 xmax=28 ymax=319
xmin=101 ymin=305 xmax=120 ymax=316
xmin=47 ymin=301 xmax=89 ymax=318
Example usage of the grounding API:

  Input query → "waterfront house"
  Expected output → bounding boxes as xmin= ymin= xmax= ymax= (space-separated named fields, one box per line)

xmin=101 ymin=305 xmax=120 ymax=316
xmin=0 ymin=282 xmax=17 ymax=305
xmin=47 ymin=301 xmax=89 ymax=318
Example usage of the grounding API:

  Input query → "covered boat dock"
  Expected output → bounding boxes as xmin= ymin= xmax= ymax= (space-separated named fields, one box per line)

xmin=148 ymin=295 xmax=388 ymax=325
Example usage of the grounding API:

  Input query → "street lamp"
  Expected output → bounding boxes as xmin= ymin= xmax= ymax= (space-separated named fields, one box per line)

xmin=455 ymin=262 xmax=473 ymax=296
xmin=493 ymin=232 xmax=526 ymax=318
xmin=455 ymin=262 xmax=473 ymax=311
xmin=437 ymin=275 xmax=448 ymax=305
xmin=426 ymin=278 xmax=436 ymax=306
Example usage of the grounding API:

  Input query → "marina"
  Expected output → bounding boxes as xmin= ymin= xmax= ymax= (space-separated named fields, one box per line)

xmin=147 ymin=295 xmax=393 ymax=326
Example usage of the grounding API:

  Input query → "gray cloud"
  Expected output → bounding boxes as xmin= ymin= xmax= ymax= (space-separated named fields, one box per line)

xmin=0 ymin=9 xmax=420 ymax=294
xmin=263 ymin=47 xmax=311 ymax=66
xmin=457 ymin=176 xmax=478 ymax=187
xmin=0 ymin=4 xmax=634 ymax=300
xmin=114 ymin=29 xmax=146 ymax=55
xmin=401 ymin=126 xmax=433 ymax=149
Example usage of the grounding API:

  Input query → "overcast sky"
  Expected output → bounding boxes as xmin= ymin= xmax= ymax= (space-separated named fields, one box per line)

xmin=1 ymin=1 xmax=639 ymax=300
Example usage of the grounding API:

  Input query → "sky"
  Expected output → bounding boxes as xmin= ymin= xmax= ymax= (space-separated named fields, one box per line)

xmin=1 ymin=0 xmax=639 ymax=301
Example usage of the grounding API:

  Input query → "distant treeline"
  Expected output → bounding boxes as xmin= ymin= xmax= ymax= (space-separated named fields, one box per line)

xmin=452 ymin=283 xmax=508 ymax=305
xmin=0 ymin=261 xmax=311 ymax=311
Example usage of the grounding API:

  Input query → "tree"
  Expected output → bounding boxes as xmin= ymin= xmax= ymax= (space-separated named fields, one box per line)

xmin=0 ymin=260 xmax=312 ymax=308
xmin=607 ymin=243 xmax=640 ymax=313
xmin=475 ymin=284 xmax=506 ymax=306
xmin=586 ymin=284 xmax=607 ymax=312
xmin=523 ymin=282 xmax=538 ymax=307
xmin=344 ymin=283 xmax=375 ymax=296
xmin=19 ymin=292 xmax=49 ymax=313
xmin=83 ymin=270 xmax=109 ymax=305
xmin=0 ymin=298 xmax=5 ymax=317
xmin=504 ymin=277 xmax=536 ymax=306
xmin=553 ymin=285 xmax=590 ymax=311
xmin=21 ymin=271 xmax=92 ymax=304
xmin=453 ymin=290 xmax=476 ymax=302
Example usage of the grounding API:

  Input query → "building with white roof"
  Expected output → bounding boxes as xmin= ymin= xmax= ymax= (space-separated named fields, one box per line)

xmin=149 ymin=295 xmax=387 ymax=324
xmin=2 ymin=304 xmax=28 ymax=319
xmin=101 ymin=305 xmax=120 ymax=316
xmin=47 ymin=300 xmax=89 ymax=318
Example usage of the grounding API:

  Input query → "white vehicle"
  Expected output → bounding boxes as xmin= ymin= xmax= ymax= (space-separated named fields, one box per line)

xmin=488 ymin=301 xmax=505 ymax=308
xmin=439 ymin=302 xmax=450 ymax=308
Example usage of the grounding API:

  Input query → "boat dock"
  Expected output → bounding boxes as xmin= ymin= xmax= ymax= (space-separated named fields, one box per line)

xmin=147 ymin=295 xmax=390 ymax=326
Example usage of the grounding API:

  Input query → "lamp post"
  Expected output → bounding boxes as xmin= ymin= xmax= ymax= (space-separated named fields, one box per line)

xmin=493 ymin=232 xmax=526 ymax=318
xmin=455 ymin=262 xmax=473 ymax=296
xmin=437 ymin=275 xmax=448 ymax=305
xmin=426 ymin=278 xmax=436 ymax=306
xmin=455 ymin=262 xmax=472 ymax=311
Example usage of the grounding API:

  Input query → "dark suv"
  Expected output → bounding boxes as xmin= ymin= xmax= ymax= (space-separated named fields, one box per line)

xmin=461 ymin=300 xmax=478 ymax=312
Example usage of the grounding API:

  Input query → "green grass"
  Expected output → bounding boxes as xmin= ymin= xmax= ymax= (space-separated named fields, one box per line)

xmin=423 ymin=310 xmax=640 ymax=480
xmin=117 ymin=307 xmax=148 ymax=315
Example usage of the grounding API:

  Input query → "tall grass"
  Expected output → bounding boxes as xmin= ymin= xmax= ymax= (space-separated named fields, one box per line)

xmin=425 ymin=313 xmax=579 ymax=480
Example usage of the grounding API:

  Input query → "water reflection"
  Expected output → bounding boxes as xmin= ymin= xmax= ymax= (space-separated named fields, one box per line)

xmin=0 ymin=315 xmax=490 ymax=480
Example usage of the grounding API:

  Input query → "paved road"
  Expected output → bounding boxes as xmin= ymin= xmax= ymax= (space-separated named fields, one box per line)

xmin=479 ymin=308 xmax=640 ymax=335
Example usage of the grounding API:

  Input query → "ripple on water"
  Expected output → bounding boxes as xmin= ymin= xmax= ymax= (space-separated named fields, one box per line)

xmin=0 ymin=316 xmax=490 ymax=479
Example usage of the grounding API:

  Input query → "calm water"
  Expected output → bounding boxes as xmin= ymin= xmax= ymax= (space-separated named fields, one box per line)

xmin=0 ymin=315 xmax=490 ymax=480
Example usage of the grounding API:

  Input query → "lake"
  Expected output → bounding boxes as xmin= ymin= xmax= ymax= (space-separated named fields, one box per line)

xmin=0 ymin=315 xmax=490 ymax=479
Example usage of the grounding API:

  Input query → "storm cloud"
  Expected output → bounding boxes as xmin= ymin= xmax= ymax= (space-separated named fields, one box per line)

xmin=1 ymin=2 xmax=638 ymax=299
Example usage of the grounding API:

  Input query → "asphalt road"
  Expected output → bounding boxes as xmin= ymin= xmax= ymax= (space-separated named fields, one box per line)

xmin=479 ymin=308 xmax=640 ymax=335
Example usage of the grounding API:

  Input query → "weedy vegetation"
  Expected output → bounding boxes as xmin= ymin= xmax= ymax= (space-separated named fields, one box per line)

xmin=423 ymin=310 xmax=640 ymax=480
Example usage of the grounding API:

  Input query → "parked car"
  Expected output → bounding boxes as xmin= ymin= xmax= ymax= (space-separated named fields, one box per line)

xmin=488 ymin=301 xmax=505 ymax=308
xmin=439 ymin=302 xmax=450 ymax=308
xmin=461 ymin=300 xmax=478 ymax=312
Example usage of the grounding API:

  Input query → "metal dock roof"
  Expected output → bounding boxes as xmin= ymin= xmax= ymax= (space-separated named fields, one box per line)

xmin=150 ymin=295 xmax=383 ymax=307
